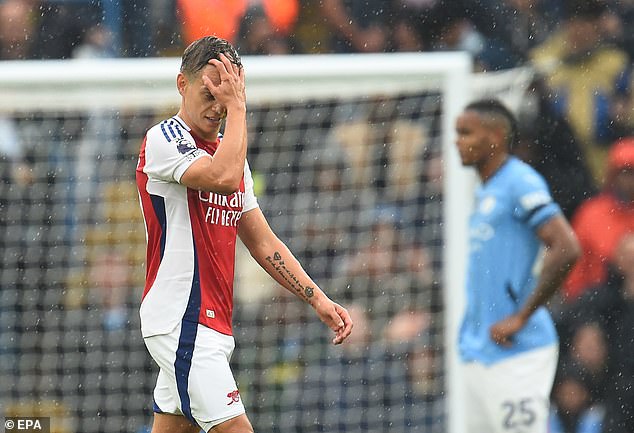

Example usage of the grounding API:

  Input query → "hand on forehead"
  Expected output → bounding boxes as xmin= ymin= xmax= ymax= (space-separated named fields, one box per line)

xmin=201 ymin=63 xmax=222 ymax=86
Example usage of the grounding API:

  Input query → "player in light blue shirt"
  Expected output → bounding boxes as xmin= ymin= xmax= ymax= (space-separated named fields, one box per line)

xmin=455 ymin=99 xmax=580 ymax=433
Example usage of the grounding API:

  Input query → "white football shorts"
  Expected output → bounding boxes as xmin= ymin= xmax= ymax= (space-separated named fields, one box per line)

xmin=461 ymin=344 xmax=558 ymax=433
xmin=144 ymin=322 xmax=246 ymax=432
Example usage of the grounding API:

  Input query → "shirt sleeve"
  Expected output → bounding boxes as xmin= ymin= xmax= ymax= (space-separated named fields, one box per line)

xmin=143 ymin=124 xmax=209 ymax=183
xmin=512 ymin=168 xmax=561 ymax=230
xmin=243 ymin=159 xmax=259 ymax=212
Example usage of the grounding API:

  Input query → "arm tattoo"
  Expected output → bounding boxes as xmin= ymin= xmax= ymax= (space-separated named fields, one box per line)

xmin=265 ymin=251 xmax=315 ymax=300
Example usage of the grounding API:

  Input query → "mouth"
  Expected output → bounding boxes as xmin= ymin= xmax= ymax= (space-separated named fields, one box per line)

xmin=204 ymin=116 xmax=221 ymax=122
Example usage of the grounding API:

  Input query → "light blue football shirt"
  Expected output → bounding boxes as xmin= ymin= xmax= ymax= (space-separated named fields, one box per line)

xmin=459 ymin=156 xmax=561 ymax=365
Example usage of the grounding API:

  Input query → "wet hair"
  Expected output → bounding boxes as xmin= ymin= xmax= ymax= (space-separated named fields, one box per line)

xmin=180 ymin=36 xmax=242 ymax=77
xmin=465 ymin=99 xmax=518 ymax=149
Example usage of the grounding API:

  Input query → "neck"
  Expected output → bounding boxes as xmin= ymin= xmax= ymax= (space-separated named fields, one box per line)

xmin=176 ymin=109 xmax=219 ymax=142
xmin=477 ymin=152 xmax=509 ymax=182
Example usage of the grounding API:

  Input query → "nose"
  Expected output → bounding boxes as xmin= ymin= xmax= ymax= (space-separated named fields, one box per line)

xmin=210 ymin=101 xmax=226 ymax=115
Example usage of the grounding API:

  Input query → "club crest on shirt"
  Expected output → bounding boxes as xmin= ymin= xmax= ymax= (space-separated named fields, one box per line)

xmin=175 ymin=137 xmax=197 ymax=154
xmin=479 ymin=196 xmax=496 ymax=214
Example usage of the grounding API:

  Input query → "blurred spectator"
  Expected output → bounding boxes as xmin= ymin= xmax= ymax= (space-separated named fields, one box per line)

xmin=383 ymin=120 xmax=429 ymax=203
xmin=384 ymin=308 xmax=444 ymax=431
xmin=514 ymin=79 xmax=597 ymax=219
xmin=286 ymin=1 xmax=331 ymax=53
xmin=34 ymin=1 xmax=102 ymax=59
xmin=236 ymin=5 xmax=292 ymax=55
xmin=549 ymin=364 xmax=605 ymax=433
xmin=89 ymin=249 xmax=131 ymax=331
xmin=1 ymin=0 xmax=165 ymax=59
xmin=328 ymin=119 xmax=378 ymax=188
xmin=150 ymin=0 xmax=183 ymax=56
xmin=564 ymin=138 xmax=634 ymax=299
xmin=608 ymin=0 xmax=634 ymax=60
xmin=433 ymin=19 xmax=483 ymax=57
xmin=391 ymin=0 xmax=439 ymax=52
xmin=320 ymin=0 xmax=390 ymax=53
xmin=0 ymin=0 xmax=37 ymax=60
xmin=339 ymin=207 xmax=401 ymax=279
xmin=72 ymin=25 xmax=117 ymax=59
xmin=499 ymin=0 xmax=563 ymax=62
xmin=177 ymin=0 xmax=298 ymax=47
xmin=390 ymin=12 xmax=424 ymax=52
xmin=119 ymin=0 xmax=154 ymax=57
xmin=291 ymin=147 xmax=356 ymax=281
xmin=338 ymin=206 xmax=433 ymax=288
xmin=383 ymin=308 xmax=432 ymax=344
xmin=424 ymin=9 xmax=486 ymax=66
xmin=278 ymin=305 xmax=381 ymax=431
xmin=600 ymin=66 xmax=634 ymax=144
xmin=0 ymin=116 xmax=30 ymax=185
xmin=334 ymin=205 xmax=436 ymax=323
xmin=530 ymin=0 xmax=631 ymax=183
xmin=401 ymin=0 xmax=537 ymax=70
xmin=400 ymin=0 xmax=546 ymax=70
xmin=177 ymin=0 xmax=244 ymax=44
xmin=567 ymin=322 xmax=608 ymax=403
xmin=280 ymin=305 xmax=444 ymax=432
xmin=594 ymin=0 xmax=634 ymax=62
xmin=563 ymin=234 xmax=634 ymax=432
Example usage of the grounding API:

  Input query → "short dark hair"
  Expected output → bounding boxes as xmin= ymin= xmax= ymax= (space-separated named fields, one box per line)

xmin=465 ymin=99 xmax=518 ymax=148
xmin=180 ymin=36 xmax=242 ymax=77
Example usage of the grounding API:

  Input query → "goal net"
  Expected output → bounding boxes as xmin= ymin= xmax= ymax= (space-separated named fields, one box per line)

xmin=0 ymin=54 xmax=529 ymax=433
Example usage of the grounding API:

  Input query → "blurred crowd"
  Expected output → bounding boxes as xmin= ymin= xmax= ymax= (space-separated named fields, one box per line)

xmin=0 ymin=0 xmax=631 ymax=180
xmin=0 ymin=0 xmax=634 ymax=432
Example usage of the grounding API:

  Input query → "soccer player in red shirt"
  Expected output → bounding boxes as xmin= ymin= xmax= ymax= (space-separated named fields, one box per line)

xmin=136 ymin=36 xmax=353 ymax=433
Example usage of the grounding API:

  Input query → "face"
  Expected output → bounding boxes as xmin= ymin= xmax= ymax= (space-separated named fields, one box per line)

xmin=177 ymin=64 xmax=227 ymax=141
xmin=567 ymin=17 xmax=601 ymax=55
xmin=554 ymin=379 xmax=589 ymax=414
xmin=455 ymin=111 xmax=495 ymax=166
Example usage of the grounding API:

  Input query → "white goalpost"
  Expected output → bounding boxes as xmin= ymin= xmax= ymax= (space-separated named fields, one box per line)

xmin=0 ymin=53 xmax=537 ymax=433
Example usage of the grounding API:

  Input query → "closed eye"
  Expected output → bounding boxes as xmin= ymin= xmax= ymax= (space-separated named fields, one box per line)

xmin=200 ymin=87 xmax=215 ymax=101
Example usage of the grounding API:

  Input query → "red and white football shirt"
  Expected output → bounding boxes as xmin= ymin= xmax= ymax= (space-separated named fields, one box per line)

xmin=136 ymin=115 xmax=258 ymax=338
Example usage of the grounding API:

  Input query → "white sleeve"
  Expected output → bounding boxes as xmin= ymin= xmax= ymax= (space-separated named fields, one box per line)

xmin=143 ymin=124 xmax=209 ymax=183
xmin=243 ymin=159 xmax=259 ymax=212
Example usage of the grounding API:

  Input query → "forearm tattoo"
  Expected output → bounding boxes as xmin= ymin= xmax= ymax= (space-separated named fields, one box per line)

xmin=265 ymin=251 xmax=315 ymax=300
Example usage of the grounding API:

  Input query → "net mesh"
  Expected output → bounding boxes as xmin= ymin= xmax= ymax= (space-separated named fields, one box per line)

xmin=0 ymin=89 xmax=447 ymax=431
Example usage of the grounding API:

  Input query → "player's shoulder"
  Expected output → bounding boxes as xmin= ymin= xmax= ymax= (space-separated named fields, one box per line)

xmin=147 ymin=116 xmax=193 ymax=143
xmin=505 ymin=157 xmax=548 ymax=188
xmin=146 ymin=117 xmax=195 ymax=148
xmin=506 ymin=156 xmax=539 ymax=176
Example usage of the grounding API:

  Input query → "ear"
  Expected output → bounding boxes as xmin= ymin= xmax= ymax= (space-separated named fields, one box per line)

xmin=489 ymin=125 xmax=507 ymax=150
xmin=176 ymin=73 xmax=187 ymax=96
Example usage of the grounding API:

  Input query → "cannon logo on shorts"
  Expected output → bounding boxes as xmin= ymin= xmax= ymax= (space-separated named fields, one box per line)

xmin=227 ymin=390 xmax=240 ymax=405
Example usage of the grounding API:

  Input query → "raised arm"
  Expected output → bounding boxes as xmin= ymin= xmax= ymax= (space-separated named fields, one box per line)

xmin=180 ymin=53 xmax=247 ymax=195
xmin=490 ymin=214 xmax=580 ymax=346
xmin=238 ymin=208 xmax=353 ymax=344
